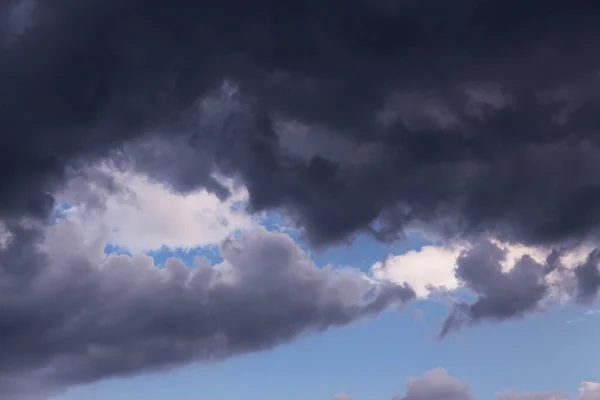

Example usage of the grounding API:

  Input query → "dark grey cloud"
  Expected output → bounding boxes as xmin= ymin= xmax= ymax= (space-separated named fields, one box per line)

xmin=573 ymin=249 xmax=600 ymax=304
xmin=439 ymin=240 xmax=600 ymax=336
xmin=0 ymin=223 xmax=414 ymax=399
xmin=1 ymin=0 xmax=600 ymax=248
xmin=440 ymin=240 xmax=550 ymax=336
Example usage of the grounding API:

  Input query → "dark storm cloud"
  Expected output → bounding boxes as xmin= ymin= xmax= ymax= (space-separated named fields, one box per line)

xmin=3 ymin=1 xmax=600 ymax=396
xmin=440 ymin=240 xmax=558 ymax=336
xmin=1 ymin=0 xmax=600 ymax=246
xmin=0 ymin=223 xmax=414 ymax=398
xmin=573 ymin=249 xmax=600 ymax=304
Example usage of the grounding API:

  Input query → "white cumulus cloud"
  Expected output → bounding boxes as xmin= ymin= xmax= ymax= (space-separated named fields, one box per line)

xmin=371 ymin=246 xmax=461 ymax=298
xmin=58 ymin=166 xmax=255 ymax=254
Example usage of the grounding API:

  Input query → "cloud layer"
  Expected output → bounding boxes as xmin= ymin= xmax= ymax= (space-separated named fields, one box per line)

xmin=0 ymin=223 xmax=414 ymax=399
xmin=2 ymin=2 xmax=600 ymax=398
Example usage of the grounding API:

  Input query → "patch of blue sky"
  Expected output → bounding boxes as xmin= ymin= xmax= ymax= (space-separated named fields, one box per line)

xmin=103 ymin=244 xmax=132 ymax=257
xmin=229 ymin=198 xmax=249 ymax=213
xmin=259 ymin=211 xmax=433 ymax=271
xmin=146 ymin=244 xmax=223 ymax=267
xmin=100 ymin=242 xmax=223 ymax=267
xmin=308 ymin=231 xmax=430 ymax=272
xmin=259 ymin=210 xmax=298 ymax=235
xmin=49 ymin=201 xmax=74 ymax=224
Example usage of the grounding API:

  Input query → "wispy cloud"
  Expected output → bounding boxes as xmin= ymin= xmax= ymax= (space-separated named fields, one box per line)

xmin=566 ymin=309 xmax=600 ymax=324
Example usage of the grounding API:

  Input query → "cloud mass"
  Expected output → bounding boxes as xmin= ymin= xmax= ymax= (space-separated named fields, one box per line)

xmin=2 ymin=1 xmax=600 ymax=398
xmin=0 ymin=224 xmax=414 ymax=399
xmin=1 ymin=0 xmax=600 ymax=246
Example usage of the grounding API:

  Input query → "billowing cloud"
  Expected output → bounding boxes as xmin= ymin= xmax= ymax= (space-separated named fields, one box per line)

xmin=0 ymin=0 xmax=599 ymax=249
xmin=2 ymin=1 xmax=600 ymax=397
xmin=0 ymin=223 xmax=414 ymax=399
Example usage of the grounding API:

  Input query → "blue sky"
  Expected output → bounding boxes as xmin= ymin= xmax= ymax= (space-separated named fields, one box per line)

xmin=49 ymin=205 xmax=600 ymax=400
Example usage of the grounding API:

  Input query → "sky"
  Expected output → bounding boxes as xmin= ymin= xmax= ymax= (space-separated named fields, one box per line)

xmin=43 ymin=170 xmax=600 ymax=400
xmin=1 ymin=0 xmax=600 ymax=399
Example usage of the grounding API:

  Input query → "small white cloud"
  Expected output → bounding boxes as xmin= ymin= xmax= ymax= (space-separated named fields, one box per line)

xmin=371 ymin=245 xmax=461 ymax=298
